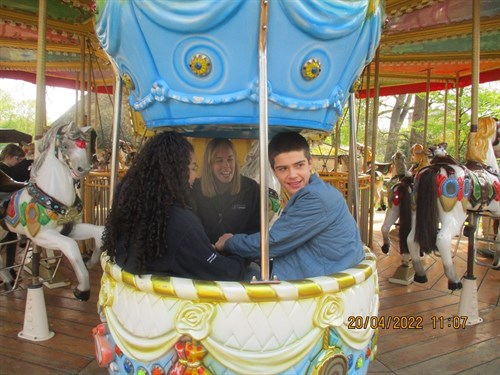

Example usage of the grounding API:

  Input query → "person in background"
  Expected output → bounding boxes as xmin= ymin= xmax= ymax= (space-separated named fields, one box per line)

xmin=101 ymin=131 xmax=248 ymax=281
xmin=0 ymin=143 xmax=31 ymax=289
xmin=191 ymin=138 xmax=260 ymax=244
xmin=0 ymin=143 xmax=32 ymax=182
xmin=215 ymin=132 xmax=365 ymax=280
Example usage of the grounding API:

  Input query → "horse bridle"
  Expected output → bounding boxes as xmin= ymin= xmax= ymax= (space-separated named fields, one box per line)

xmin=54 ymin=125 xmax=88 ymax=175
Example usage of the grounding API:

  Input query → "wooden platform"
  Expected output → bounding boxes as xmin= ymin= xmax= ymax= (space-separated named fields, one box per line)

xmin=0 ymin=211 xmax=498 ymax=374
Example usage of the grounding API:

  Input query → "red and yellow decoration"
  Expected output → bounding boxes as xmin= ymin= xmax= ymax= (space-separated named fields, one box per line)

xmin=6 ymin=195 xmax=58 ymax=237
xmin=169 ymin=340 xmax=212 ymax=375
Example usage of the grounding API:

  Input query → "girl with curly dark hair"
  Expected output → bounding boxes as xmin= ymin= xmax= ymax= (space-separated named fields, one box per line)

xmin=101 ymin=131 xmax=247 ymax=280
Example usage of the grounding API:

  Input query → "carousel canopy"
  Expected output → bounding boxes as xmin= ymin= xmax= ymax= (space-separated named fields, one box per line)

xmin=0 ymin=0 xmax=499 ymax=97
xmin=0 ymin=0 xmax=114 ymax=92
xmin=367 ymin=0 xmax=500 ymax=96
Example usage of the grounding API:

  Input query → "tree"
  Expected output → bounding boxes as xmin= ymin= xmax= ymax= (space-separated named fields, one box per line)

xmin=366 ymin=83 xmax=500 ymax=162
xmin=0 ymin=88 xmax=36 ymax=136
xmin=384 ymin=94 xmax=413 ymax=162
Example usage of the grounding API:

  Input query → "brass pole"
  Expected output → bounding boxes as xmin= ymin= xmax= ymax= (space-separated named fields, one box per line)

xmin=86 ymin=40 xmax=92 ymax=125
xmin=34 ymin=0 xmax=47 ymax=139
xmin=455 ymin=72 xmax=460 ymax=159
xmin=109 ymin=75 xmax=122 ymax=204
xmin=258 ymin=0 xmax=270 ymax=281
xmin=364 ymin=65 xmax=374 ymax=246
xmin=364 ymin=66 xmax=371 ymax=174
xmin=79 ymin=36 xmax=86 ymax=126
xmin=423 ymin=69 xmax=431 ymax=148
xmin=443 ymin=79 xmax=448 ymax=143
xmin=370 ymin=48 xmax=381 ymax=248
xmin=348 ymin=94 xmax=359 ymax=221
xmin=470 ymin=0 xmax=480 ymax=133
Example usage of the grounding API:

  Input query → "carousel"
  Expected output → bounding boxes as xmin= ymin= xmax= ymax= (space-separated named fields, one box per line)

xmin=91 ymin=1 xmax=382 ymax=374
xmin=1 ymin=0 xmax=499 ymax=374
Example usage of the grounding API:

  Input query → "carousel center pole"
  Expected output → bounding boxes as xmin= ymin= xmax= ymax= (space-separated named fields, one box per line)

xmin=18 ymin=0 xmax=54 ymax=342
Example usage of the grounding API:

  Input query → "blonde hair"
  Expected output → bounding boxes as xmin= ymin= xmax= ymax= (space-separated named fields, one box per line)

xmin=200 ymin=138 xmax=241 ymax=197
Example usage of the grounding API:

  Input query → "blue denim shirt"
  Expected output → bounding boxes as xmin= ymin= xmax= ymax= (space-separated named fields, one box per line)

xmin=224 ymin=173 xmax=364 ymax=280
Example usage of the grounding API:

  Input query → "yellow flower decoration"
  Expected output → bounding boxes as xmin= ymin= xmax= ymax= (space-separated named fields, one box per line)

xmin=175 ymin=301 xmax=215 ymax=340
xmin=313 ymin=294 xmax=344 ymax=328
xmin=189 ymin=54 xmax=212 ymax=77
xmin=123 ymin=73 xmax=135 ymax=90
xmin=302 ymin=58 xmax=322 ymax=80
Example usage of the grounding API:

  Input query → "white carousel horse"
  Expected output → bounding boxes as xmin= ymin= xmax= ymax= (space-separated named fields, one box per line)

xmin=380 ymin=143 xmax=447 ymax=255
xmin=1 ymin=122 xmax=104 ymax=300
xmin=0 ymin=171 xmax=29 ymax=288
xmin=360 ymin=144 xmax=393 ymax=211
xmin=240 ymin=140 xmax=282 ymax=222
xmin=380 ymin=150 xmax=413 ymax=255
xmin=93 ymin=140 xmax=138 ymax=171
xmin=404 ymin=116 xmax=500 ymax=290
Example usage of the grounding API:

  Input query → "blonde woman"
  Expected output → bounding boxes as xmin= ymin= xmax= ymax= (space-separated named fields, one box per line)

xmin=191 ymin=138 xmax=260 ymax=243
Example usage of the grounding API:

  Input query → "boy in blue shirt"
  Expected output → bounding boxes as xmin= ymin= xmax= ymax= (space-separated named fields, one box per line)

xmin=215 ymin=132 xmax=364 ymax=280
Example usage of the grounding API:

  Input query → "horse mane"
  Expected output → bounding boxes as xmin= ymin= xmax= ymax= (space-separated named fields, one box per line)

xmin=414 ymin=167 xmax=440 ymax=253
xmin=31 ymin=122 xmax=84 ymax=180
xmin=465 ymin=116 xmax=496 ymax=164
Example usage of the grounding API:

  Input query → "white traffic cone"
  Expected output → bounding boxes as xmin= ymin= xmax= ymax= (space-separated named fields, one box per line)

xmin=18 ymin=284 xmax=55 ymax=341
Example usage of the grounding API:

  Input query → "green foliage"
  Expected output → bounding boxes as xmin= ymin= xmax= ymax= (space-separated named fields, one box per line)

xmin=426 ymin=85 xmax=500 ymax=160
xmin=347 ymin=83 xmax=500 ymax=163
xmin=0 ymin=87 xmax=36 ymax=136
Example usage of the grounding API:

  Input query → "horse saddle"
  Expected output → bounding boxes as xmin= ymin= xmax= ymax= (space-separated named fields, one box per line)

xmin=0 ymin=169 xmax=27 ymax=193
xmin=0 ymin=169 xmax=28 ymax=231
xmin=464 ymin=161 xmax=499 ymax=208
xmin=374 ymin=162 xmax=392 ymax=175
xmin=0 ymin=170 xmax=27 ymax=222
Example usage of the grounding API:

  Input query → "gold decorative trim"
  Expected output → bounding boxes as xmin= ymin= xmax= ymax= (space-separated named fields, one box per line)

xmin=101 ymin=248 xmax=376 ymax=303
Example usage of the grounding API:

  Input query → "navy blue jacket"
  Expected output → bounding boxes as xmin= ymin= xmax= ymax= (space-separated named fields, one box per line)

xmin=115 ymin=204 xmax=247 ymax=281
xmin=191 ymin=176 xmax=260 ymax=243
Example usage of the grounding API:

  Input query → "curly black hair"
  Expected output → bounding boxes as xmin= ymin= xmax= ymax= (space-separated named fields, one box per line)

xmin=101 ymin=131 xmax=194 ymax=273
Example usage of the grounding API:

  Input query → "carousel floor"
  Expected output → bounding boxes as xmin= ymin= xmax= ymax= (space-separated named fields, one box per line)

xmin=0 ymin=211 xmax=498 ymax=375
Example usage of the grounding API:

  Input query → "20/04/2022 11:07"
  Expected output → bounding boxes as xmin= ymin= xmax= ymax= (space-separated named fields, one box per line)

xmin=431 ymin=315 xmax=468 ymax=329
xmin=347 ymin=315 xmax=469 ymax=330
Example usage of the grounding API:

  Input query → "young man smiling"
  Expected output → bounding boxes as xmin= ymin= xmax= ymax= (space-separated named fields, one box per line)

xmin=215 ymin=132 xmax=364 ymax=280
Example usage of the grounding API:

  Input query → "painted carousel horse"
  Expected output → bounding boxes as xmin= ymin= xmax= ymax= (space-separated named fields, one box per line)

xmin=380 ymin=150 xmax=413 ymax=255
xmin=1 ymin=122 xmax=104 ymax=300
xmin=380 ymin=143 xmax=441 ymax=255
xmin=357 ymin=144 xmax=392 ymax=211
xmin=0 ymin=171 xmax=28 ymax=288
xmin=408 ymin=143 xmax=431 ymax=175
xmin=240 ymin=140 xmax=282 ymax=222
xmin=93 ymin=140 xmax=138 ymax=171
xmin=404 ymin=116 xmax=500 ymax=290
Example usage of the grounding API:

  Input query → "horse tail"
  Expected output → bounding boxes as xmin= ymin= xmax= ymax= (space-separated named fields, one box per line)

xmin=414 ymin=167 xmax=439 ymax=253
xmin=397 ymin=176 xmax=413 ymax=255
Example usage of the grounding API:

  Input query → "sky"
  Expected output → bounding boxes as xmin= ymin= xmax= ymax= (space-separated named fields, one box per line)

xmin=0 ymin=78 xmax=77 ymax=123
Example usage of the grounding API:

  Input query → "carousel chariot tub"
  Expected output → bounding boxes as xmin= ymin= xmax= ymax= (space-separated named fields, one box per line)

xmin=94 ymin=248 xmax=379 ymax=375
